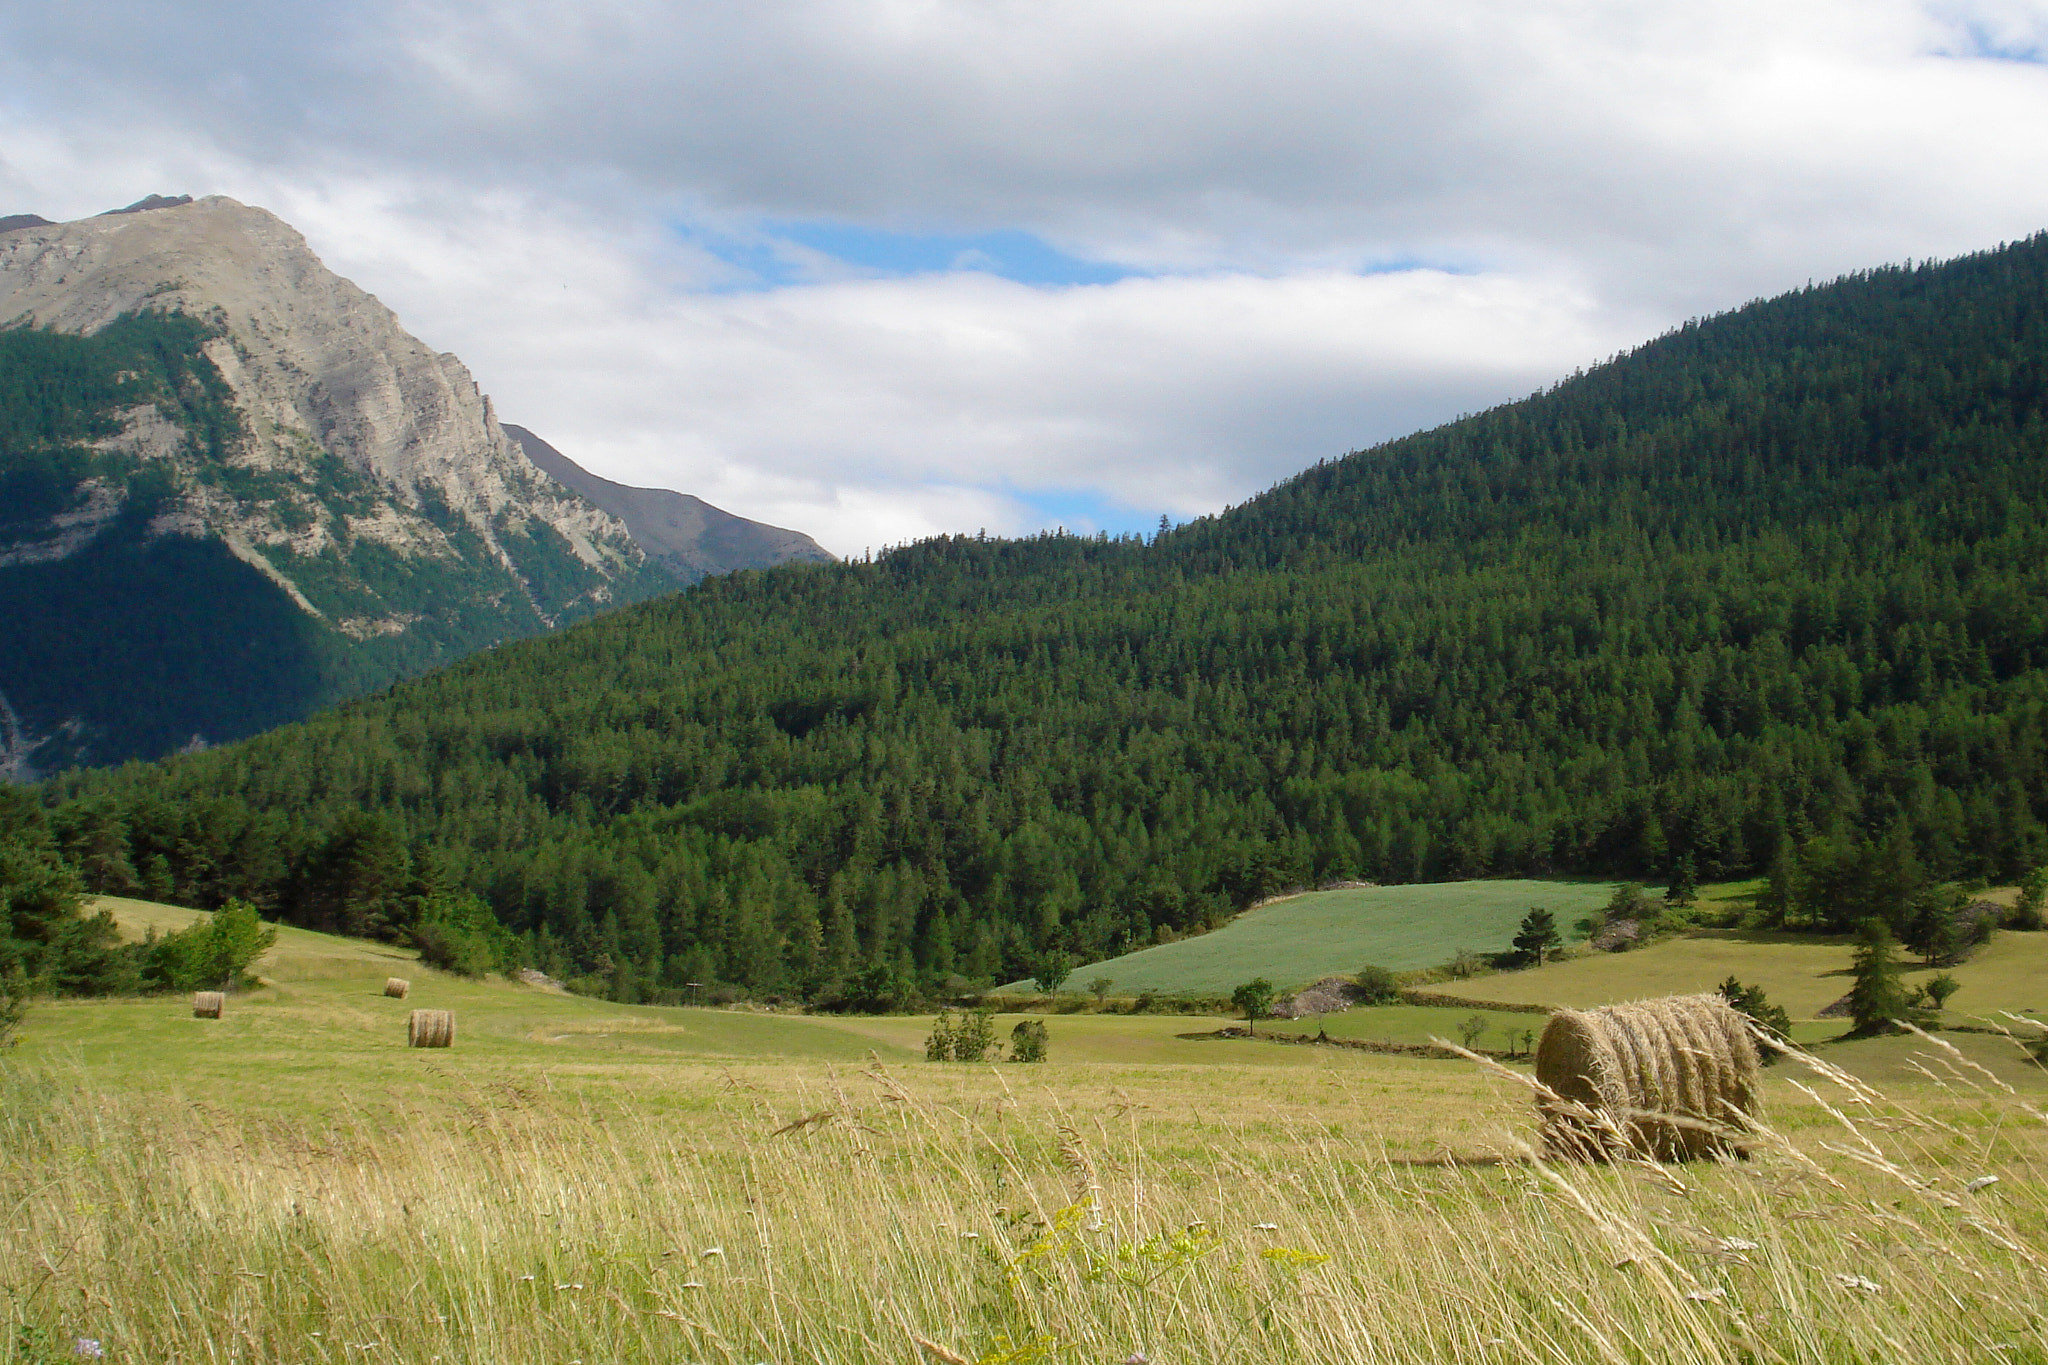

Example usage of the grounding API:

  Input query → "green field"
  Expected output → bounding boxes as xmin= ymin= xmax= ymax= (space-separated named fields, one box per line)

xmin=1007 ymin=879 xmax=1630 ymax=995
xmin=8 ymin=898 xmax=2048 ymax=1363
xmin=1452 ymin=924 xmax=2048 ymax=1025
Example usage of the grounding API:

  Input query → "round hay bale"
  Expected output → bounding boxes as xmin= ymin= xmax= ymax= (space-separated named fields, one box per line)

xmin=384 ymin=977 xmax=411 ymax=999
xmin=191 ymin=991 xmax=225 ymax=1019
xmin=1534 ymin=993 xmax=1760 ymax=1162
xmin=407 ymin=1008 xmax=455 ymax=1048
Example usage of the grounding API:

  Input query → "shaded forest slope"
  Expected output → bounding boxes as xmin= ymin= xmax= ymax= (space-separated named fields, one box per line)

xmin=42 ymin=233 xmax=2048 ymax=1002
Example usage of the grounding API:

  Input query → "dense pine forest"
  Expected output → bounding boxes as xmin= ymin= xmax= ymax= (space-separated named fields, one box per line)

xmin=18 ymin=234 xmax=2048 ymax=1003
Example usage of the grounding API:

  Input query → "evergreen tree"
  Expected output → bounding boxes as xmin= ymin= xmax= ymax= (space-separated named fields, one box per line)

xmin=1510 ymin=908 xmax=1561 ymax=966
xmin=1846 ymin=919 xmax=1912 ymax=1036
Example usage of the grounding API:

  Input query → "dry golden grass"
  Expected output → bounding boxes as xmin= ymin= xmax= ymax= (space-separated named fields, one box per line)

xmin=6 ymin=1031 xmax=2047 ymax=1365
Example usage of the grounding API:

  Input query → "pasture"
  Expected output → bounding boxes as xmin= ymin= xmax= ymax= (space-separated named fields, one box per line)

xmin=5 ymin=899 xmax=2048 ymax=1363
xmin=1008 ymin=879 xmax=1627 ymax=995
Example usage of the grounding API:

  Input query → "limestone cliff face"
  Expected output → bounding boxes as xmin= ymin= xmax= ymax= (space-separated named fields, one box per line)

xmin=0 ymin=195 xmax=644 ymax=622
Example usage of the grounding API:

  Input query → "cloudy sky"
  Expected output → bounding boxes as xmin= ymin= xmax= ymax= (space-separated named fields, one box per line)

xmin=4 ymin=1 xmax=2048 ymax=554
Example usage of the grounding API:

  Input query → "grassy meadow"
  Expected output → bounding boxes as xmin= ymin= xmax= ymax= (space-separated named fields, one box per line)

xmin=1010 ymin=879 xmax=1628 ymax=996
xmin=6 ymin=899 xmax=2048 ymax=1364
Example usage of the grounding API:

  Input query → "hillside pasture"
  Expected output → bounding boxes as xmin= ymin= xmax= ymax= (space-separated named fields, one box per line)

xmin=1005 ymin=879 xmax=1627 ymax=996
xmin=1452 ymin=925 xmax=2048 ymax=1025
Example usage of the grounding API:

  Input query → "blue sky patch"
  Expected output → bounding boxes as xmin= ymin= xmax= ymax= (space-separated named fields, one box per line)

xmin=1011 ymin=486 xmax=1166 ymax=540
xmin=680 ymin=219 xmax=1142 ymax=289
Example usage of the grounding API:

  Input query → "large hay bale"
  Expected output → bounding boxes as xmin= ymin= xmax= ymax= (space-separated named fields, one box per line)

xmin=1534 ymin=993 xmax=1760 ymax=1161
xmin=384 ymin=977 xmax=411 ymax=999
xmin=407 ymin=1009 xmax=455 ymax=1048
xmin=191 ymin=991 xmax=225 ymax=1019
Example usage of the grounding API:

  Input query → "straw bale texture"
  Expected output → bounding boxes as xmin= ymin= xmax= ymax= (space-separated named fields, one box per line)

xmin=407 ymin=1009 xmax=455 ymax=1048
xmin=1534 ymin=993 xmax=1760 ymax=1161
xmin=191 ymin=991 xmax=224 ymax=1019
xmin=384 ymin=977 xmax=411 ymax=999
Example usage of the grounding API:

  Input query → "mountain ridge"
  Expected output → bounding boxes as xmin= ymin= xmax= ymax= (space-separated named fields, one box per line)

xmin=0 ymin=195 xmax=827 ymax=771
xmin=506 ymin=425 xmax=833 ymax=581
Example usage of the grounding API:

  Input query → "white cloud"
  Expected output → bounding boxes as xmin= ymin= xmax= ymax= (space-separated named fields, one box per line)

xmin=2 ymin=0 xmax=2047 ymax=553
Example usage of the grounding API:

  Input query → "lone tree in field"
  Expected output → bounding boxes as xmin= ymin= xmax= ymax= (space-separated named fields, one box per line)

xmin=1029 ymin=950 xmax=1074 ymax=998
xmin=1847 ymin=918 xmax=1913 ymax=1035
xmin=1232 ymin=978 xmax=1276 ymax=1036
xmin=1087 ymin=975 xmax=1114 ymax=1005
xmin=1511 ymin=908 xmax=1561 ymax=966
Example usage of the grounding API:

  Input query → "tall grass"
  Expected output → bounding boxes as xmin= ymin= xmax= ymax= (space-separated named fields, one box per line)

xmin=3 ymin=1042 xmax=2044 ymax=1364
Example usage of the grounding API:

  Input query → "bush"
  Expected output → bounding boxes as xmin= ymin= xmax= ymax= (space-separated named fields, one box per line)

xmin=1717 ymin=975 xmax=1792 ymax=1064
xmin=410 ymin=891 xmax=515 ymax=977
xmin=925 ymin=1007 xmax=996 ymax=1061
xmin=1352 ymin=964 xmax=1401 ymax=1005
xmin=0 ymin=967 xmax=26 ymax=1048
xmin=1008 ymin=1019 xmax=1048 ymax=1063
xmin=142 ymin=899 xmax=277 ymax=992
xmin=2011 ymin=867 xmax=2046 ymax=931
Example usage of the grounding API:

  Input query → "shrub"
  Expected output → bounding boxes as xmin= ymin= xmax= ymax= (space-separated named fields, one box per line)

xmin=142 ymin=899 xmax=277 ymax=992
xmin=1352 ymin=964 xmax=1401 ymax=1005
xmin=2011 ymin=867 xmax=2046 ymax=930
xmin=1087 ymin=976 xmax=1114 ymax=1005
xmin=1920 ymin=973 xmax=1961 ymax=1011
xmin=925 ymin=1008 xmax=996 ymax=1061
xmin=0 ymin=967 xmax=26 ymax=1048
xmin=1008 ymin=1019 xmax=1048 ymax=1063
xmin=409 ymin=891 xmax=515 ymax=977
xmin=1716 ymin=975 xmax=1792 ymax=1064
xmin=1457 ymin=1014 xmax=1489 ymax=1049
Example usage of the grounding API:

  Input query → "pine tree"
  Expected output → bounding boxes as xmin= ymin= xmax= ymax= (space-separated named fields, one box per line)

xmin=1847 ymin=918 xmax=1912 ymax=1036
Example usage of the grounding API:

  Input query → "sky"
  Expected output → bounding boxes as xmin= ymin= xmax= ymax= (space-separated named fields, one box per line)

xmin=3 ymin=1 xmax=2048 ymax=556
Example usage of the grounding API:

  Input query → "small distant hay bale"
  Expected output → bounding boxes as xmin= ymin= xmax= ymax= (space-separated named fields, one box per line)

xmin=192 ymin=991 xmax=225 ymax=1019
xmin=408 ymin=1009 xmax=455 ymax=1048
xmin=384 ymin=977 xmax=411 ymax=999
xmin=1534 ymin=993 xmax=1760 ymax=1162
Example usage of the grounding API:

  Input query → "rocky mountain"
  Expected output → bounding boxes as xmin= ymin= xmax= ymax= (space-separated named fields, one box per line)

xmin=505 ymin=426 xmax=832 ymax=581
xmin=0 ymin=194 xmax=825 ymax=772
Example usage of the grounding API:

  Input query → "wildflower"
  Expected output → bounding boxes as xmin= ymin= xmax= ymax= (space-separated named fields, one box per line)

xmin=74 ymin=1340 xmax=104 ymax=1359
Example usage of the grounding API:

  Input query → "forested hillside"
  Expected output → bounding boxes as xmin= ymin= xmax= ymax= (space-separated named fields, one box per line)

xmin=33 ymin=234 xmax=2048 ymax=1002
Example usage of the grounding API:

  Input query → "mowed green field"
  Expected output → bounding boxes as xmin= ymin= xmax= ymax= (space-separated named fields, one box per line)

xmin=1007 ymin=879 xmax=1628 ymax=995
